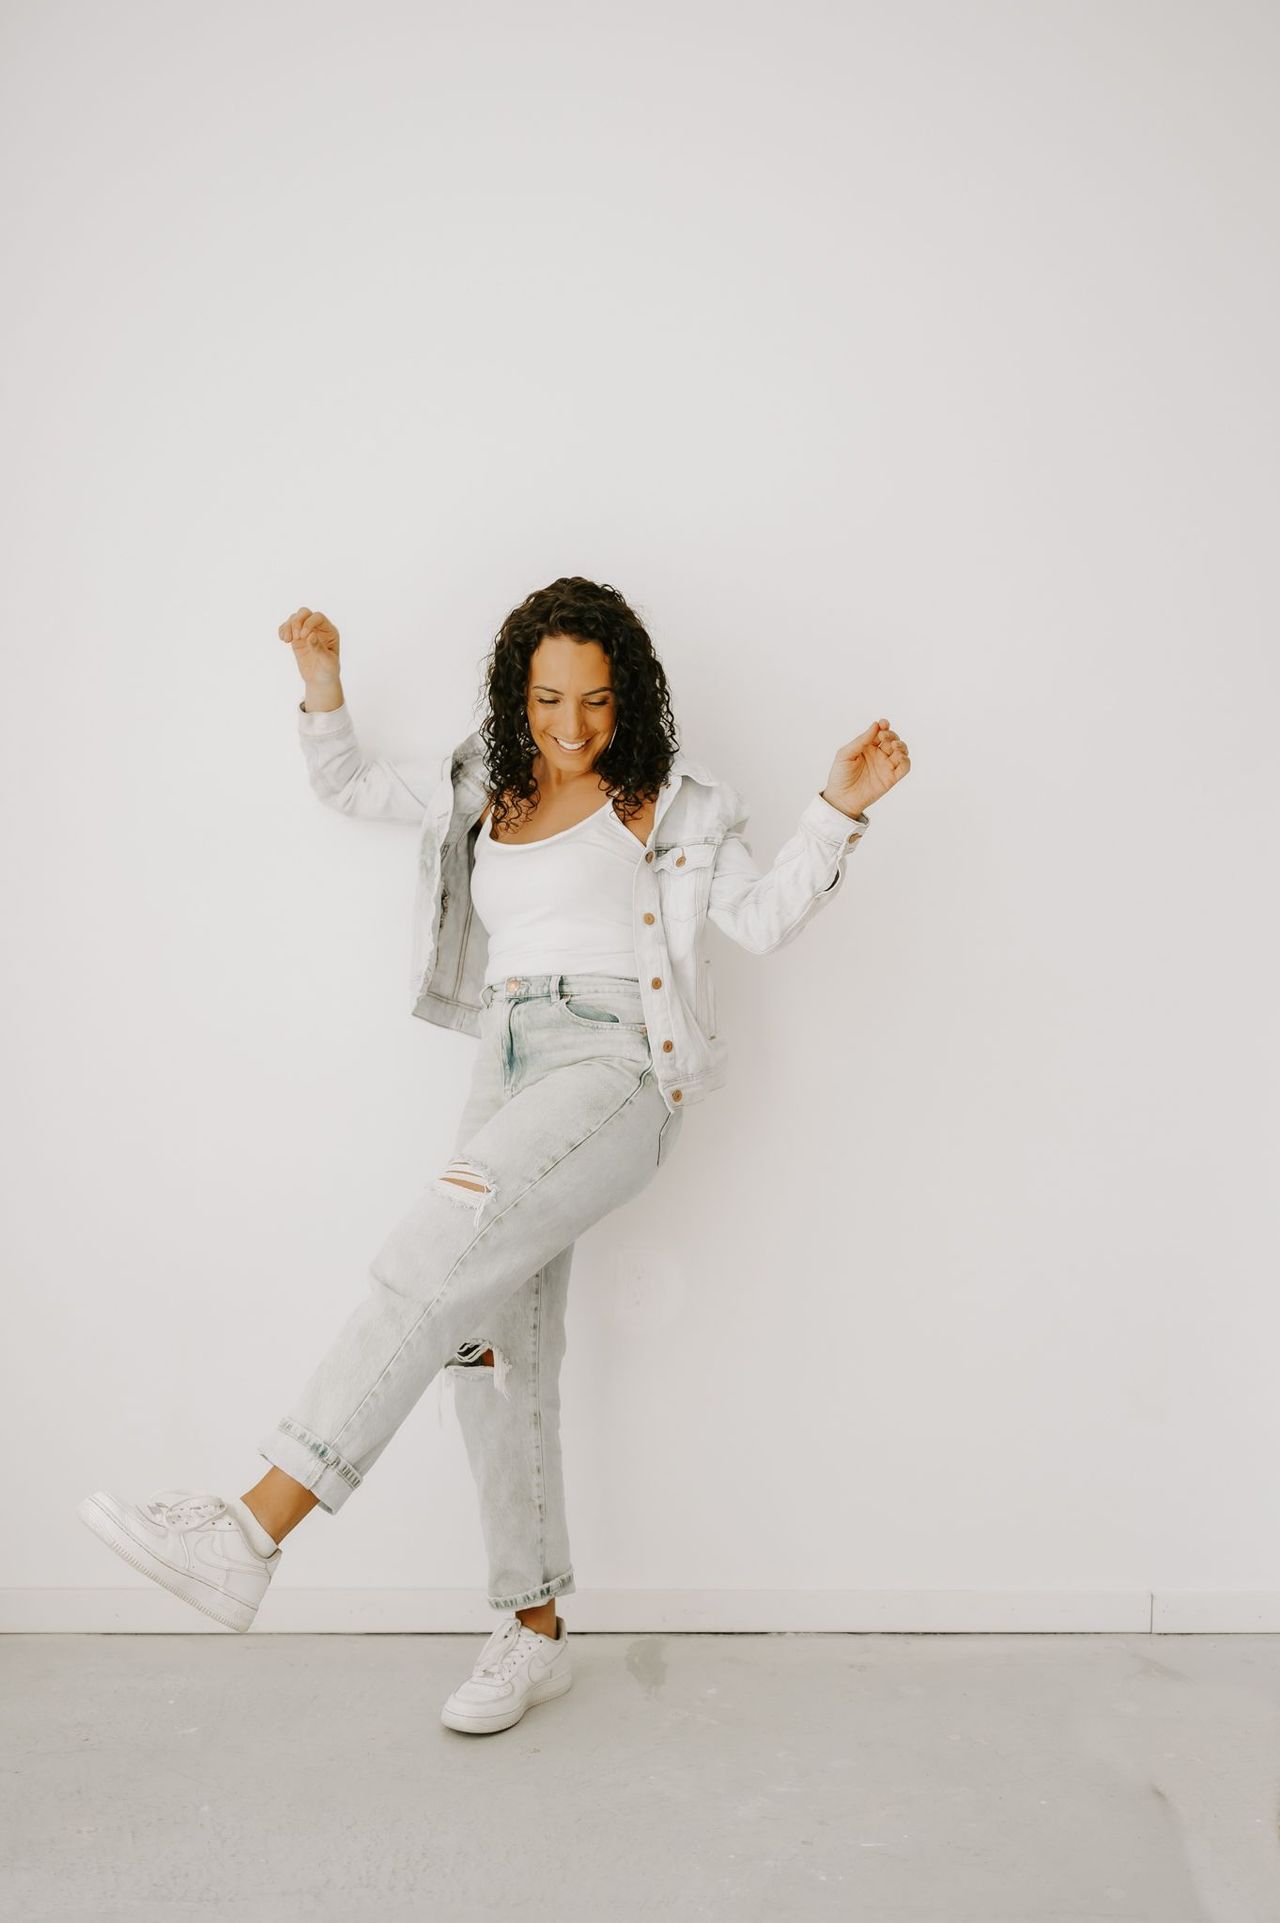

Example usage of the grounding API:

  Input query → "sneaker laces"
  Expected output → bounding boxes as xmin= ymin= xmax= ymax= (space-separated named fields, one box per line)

xmin=473 ymin=1616 xmax=538 ymax=1682
xmin=144 ymin=1490 xmax=228 ymax=1528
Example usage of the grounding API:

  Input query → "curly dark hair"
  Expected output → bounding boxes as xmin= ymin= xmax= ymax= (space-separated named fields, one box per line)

xmin=476 ymin=576 xmax=680 ymax=835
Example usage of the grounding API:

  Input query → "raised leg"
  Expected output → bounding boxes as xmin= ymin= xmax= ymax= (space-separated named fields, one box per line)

xmin=255 ymin=1058 xmax=668 ymax=1515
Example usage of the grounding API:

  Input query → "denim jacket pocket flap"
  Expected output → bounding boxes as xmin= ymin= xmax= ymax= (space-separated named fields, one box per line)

xmin=652 ymin=840 xmax=718 ymax=874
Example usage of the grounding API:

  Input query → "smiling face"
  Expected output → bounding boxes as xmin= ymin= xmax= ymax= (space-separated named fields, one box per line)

xmin=526 ymin=635 xmax=616 ymax=778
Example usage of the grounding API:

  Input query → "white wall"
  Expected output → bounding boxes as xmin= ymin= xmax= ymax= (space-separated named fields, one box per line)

xmin=3 ymin=0 xmax=1276 ymax=1630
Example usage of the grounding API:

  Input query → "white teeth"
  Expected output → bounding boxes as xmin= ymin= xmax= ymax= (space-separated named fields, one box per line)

xmin=554 ymin=738 xmax=587 ymax=750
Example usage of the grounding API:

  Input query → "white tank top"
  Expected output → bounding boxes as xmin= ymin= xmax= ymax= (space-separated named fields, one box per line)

xmin=471 ymin=795 xmax=645 ymax=984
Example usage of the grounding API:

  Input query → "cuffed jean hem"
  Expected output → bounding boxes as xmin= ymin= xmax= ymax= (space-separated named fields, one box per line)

xmin=257 ymin=1416 xmax=363 ymax=1515
xmin=489 ymin=1569 xmax=576 ymax=1612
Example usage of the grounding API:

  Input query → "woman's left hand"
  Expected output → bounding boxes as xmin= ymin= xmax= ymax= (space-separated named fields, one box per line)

xmin=822 ymin=719 xmax=911 ymax=819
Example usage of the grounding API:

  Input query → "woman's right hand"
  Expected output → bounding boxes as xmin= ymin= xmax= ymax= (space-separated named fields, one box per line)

xmin=279 ymin=607 xmax=341 ymax=690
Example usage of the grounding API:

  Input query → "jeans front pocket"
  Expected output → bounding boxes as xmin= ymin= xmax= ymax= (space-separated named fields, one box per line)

xmin=558 ymin=991 xmax=648 ymax=1031
xmin=562 ymin=999 xmax=620 ymax=1025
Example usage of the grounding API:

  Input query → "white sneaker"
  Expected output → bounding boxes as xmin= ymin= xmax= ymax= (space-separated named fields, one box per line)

xmin=76 ymin=1488 xmax=281 ymax=1633
xmin=440 ymin=1613 xmax=573 ymax=1734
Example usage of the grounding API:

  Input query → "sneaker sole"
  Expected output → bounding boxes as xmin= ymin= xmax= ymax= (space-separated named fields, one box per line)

xmin=440 ymin=1666 xmax=573 ymax=1734
xmin=76 ymin=1493 xmax=259 ymax=1634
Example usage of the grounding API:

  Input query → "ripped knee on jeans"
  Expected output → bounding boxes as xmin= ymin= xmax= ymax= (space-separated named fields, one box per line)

xmin=436 ymin=1155 xmax=494 ymax=1211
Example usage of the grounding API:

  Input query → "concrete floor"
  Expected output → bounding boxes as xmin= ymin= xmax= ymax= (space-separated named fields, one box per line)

xmin=3 ymin=1631 xmax=1279 ymax=1922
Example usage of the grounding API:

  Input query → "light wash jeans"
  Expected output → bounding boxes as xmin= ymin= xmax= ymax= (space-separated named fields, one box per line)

xmin=257 ymin=972 xmax=684 ymax=1611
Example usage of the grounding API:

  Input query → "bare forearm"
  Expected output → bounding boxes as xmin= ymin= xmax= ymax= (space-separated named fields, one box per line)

xmin=819 ymin=787 xmax=865 ymax=824
xmin=302 ymin=679 xmax=345 ymax=715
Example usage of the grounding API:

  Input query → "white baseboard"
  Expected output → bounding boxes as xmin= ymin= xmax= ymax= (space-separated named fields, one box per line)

xmin=1152 ymin=1592 xmax=1280 ymax=1633
xmin=6 ymin=1587 xmax=1277 ymax=1634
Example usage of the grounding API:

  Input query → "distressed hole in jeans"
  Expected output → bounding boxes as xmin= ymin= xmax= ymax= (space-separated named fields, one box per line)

xmin=437 ymin=1156 xmax=494 ymax=1212
xmin=446 ymin=1338 xmax=512 ymax=1399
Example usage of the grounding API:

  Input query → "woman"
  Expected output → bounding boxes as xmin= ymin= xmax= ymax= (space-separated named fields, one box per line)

xmin=78 ymin=576 xmax=910 ymax=1734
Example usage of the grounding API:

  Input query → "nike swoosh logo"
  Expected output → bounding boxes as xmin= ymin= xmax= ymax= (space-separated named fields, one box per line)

xmin=193 ymin=1536 xmax=268 ymax=1578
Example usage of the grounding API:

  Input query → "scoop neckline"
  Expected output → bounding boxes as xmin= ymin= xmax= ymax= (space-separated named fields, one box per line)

xmin=483 ymin=796 xmax=618 ymax=849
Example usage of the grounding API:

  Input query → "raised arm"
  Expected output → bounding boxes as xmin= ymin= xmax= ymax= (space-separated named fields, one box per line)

xmin=280 ymin=606 xmax=444 ymax=823
xmin=706 ymin=718 xmax=909 ymax=954
xmin=706 ymin=789 xmax=869 ymax=955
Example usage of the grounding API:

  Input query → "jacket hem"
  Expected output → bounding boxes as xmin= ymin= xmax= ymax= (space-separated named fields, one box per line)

xmin=412 ymin=985 xmax=483 ymax=1034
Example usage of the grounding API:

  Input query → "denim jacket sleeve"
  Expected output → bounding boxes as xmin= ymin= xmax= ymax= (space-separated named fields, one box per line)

xmin=295 ymin=698 xmax=442 ymax=823
xmin=706 ymin=789 xmax=870 ymax=955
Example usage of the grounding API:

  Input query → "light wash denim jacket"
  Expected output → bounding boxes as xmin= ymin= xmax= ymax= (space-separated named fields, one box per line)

xmin=296 ymin=698 xmax=870 ymax=1113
